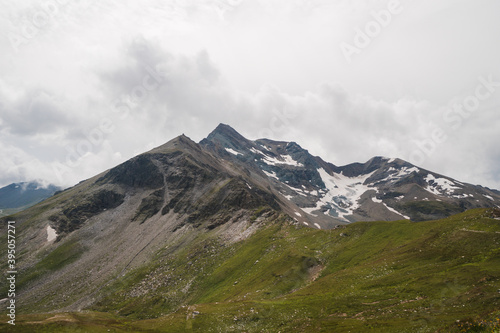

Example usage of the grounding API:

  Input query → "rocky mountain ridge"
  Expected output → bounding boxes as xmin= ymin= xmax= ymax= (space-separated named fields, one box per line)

xmin=202 ymin=124 xmax=500 ymax=228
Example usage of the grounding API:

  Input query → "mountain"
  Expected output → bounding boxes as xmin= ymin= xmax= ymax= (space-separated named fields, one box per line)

xmin=0 ymin=132 xmax=284 ymax=315
xmin=0 ymin=181 xmax=61 ymax=217
xmin=201 ymin=124 xmax=500 ymax=228
xmin=1 ymin=124 xmax=500 ymax=332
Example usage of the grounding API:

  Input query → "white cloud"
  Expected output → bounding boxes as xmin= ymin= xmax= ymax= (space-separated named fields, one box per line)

xmin=0 ymin=0 xmax=499 ymax=190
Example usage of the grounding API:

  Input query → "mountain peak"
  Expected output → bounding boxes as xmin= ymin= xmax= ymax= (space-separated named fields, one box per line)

xmin=201 ymin=123 xmax=252 ymax=150
xmin=207 ymin=123 xmax=245 ymax=140
xmin=213 ymin=123 xmax=237 ymax=134
xmin=146 ymin=133 xmax=201 ymax=155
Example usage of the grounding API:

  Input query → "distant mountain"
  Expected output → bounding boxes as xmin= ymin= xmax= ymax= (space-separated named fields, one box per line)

xmin=0 ymin=181 xmax=61 ymax=216
xmin=1 ymin=124 xmax=500 ymax=332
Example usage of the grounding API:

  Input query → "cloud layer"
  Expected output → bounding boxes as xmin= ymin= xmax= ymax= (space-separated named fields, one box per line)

xmin=0 ymin=0 xmax=499 ymax=189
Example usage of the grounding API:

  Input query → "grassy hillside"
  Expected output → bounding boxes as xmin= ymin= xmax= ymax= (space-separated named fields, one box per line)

xmin=2 ymin=208 xmax=500 ymax=332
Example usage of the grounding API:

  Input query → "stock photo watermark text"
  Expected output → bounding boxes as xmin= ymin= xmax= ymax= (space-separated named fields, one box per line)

xmin=6 ymin=221 xmax=17 ymax=326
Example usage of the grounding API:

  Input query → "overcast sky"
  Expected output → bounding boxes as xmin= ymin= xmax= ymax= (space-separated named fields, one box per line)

xmin=1 ymin=0 xmax=499 ymax=190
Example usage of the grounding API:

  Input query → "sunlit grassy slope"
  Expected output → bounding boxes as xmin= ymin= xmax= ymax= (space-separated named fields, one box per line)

xmin=3 ymin=208 xmax=500 ymax=332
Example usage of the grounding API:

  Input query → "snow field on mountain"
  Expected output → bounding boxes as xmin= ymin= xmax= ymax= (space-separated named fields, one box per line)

xmin=302 ymin=168 xmax=376 ymax=221
xmin=424 ymin=174 xmax=461 ymax=196
xmin=379 ymin=166 xmax=420 ymax=183
xmin=251 ymin=147 xmax=304 ymax=167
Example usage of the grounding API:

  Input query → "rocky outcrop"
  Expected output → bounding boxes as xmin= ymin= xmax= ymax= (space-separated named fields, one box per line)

xmin=49 ymin=189 xmax=124 ymax=235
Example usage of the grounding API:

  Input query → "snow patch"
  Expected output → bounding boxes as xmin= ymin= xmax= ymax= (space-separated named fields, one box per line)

xmin=47 ymin=225 xmax=57 ymax=242
xmin=379 ymin=166 xmax=420 ymax=183
xmin=371 ymin=197 xmax=410 ymax=219
xmin=407 ymin=167 xmax=420 ymax=173
xmin=225 ymin=148 xmax=242 ymax=156
xmin=263 ymin=170 xmax=279 ymax=180
xmin=425 ymin=174 xmax=461 ymax=196
xmin=259 ymin=144 xmax=271 ymax=151
xmin=484 ymin=194 xmax=494 ymax=201
xmin=250 ymin=147 xmax=261 ymax=155
xmin=294 ymin=211 xmax=302 ymax=217
xmin=314 ymin=223 xmax=321 ymax=229
xmin=251 ymin=146 xmax=303 ymax=167
xmin=302 ymin=206 xmax=319 ymax=217
xmin=261 ymin=153 xmax=304 ymax=167
xmin=382 ymin=203 xmax=410 ymax=220
xmin=282 ymin=183 xmax=309 ymax=197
